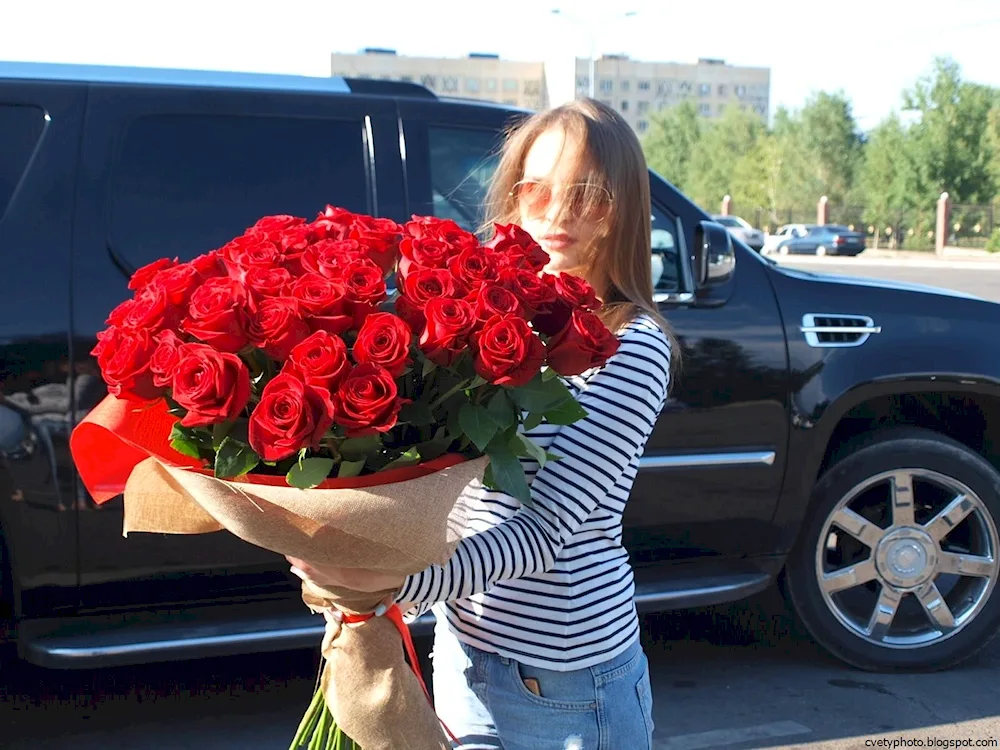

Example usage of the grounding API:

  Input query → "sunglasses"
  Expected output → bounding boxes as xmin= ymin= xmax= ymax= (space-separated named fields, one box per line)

xmin=510 ymin=179 xmax=613 ymax=221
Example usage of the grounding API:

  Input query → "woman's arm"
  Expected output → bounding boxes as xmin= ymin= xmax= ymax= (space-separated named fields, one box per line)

xmin=395 ymin=325 xmax=671 ymax=608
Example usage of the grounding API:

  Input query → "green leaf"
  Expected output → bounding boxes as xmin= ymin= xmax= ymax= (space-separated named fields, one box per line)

xmin=469 ymin=374 xmax=488 ymax=389
xmin=337 ymin=459 xmax=366 ymax=479
xmin=511 ymin=434 xmax=547 ymax=466
xmin=487 ymin=391 xmax=517 ymax=431
xmin=543 ymin=399 xmax=589 ymax=426
xmin=416 ymin=435 xmax=452 ymax=461
xmin=486 ymin=446 xmax=532 ymax=506
xmin=339 ymin=434 xmax=382 ymax=462
xmin=287 ymin=457 xmax=336 ymax=489
xmin=545 ymin=451 xmax=563 ymax=462
xmin=458 ymin=402 xmax=499 ymax=452
xmin=214 ymin=437 xmax=261 ymax=479
xmin=422 ymin=356 xmax=437 ymax=379
xmin=212 ymin=422 xmax=233 ymax=451
xmin=510 ymin=372 xmax=576 ymax=413
xmin=169 ymin=424 xmax=203 ymax=460
xmin=398 ymin=401 xmax=435 ymax=427
xmin=379 ymin=447 xmax=421 ymax=472
xmin=542 ymin=367 xmax=559 ymax=381
xmin=522 ymin=412 xmax=545 ymax=431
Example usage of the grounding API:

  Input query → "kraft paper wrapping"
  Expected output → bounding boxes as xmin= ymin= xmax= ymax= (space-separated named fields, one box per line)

xmin=121 ymin=455 xmax=489 ymax=750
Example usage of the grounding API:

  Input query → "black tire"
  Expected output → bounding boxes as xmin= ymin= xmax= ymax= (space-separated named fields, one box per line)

xmin=785 ymin=427 xmax=1000 ymax=672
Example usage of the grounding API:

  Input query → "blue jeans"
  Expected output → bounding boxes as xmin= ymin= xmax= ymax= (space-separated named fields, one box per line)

xmin=431 ymin=618 xmax=655 ymax=750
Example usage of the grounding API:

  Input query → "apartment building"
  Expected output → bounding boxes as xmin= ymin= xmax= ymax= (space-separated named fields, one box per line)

xmin=330 ymin=50 xmax=771 ymax=136
xmin=330 ymin=49 xmax=548 ymax=111
xmin=578 ymin=56 xmax=772 ymax=135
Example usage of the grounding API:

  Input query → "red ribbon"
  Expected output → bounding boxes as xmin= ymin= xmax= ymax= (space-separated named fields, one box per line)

xmin=341 ymin=605 xmax=457 ymax=744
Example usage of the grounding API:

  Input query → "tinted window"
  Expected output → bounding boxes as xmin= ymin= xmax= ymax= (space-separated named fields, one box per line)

xmin=428 ymin=126 xmax=502 ymax=232
xmin=0 ymin=104 xmax=45 ymax=222
xmin=427 ymin=126 xmax=683 ymax=292
xmin=111 ymin=114 xmax=369 ymax=270
xmin=651 ymin=204 xmax=681 ymax=292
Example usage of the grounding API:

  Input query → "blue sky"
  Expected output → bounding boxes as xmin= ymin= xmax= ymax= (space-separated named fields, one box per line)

xmin=4 ymin=0 xmax=999 ymax=131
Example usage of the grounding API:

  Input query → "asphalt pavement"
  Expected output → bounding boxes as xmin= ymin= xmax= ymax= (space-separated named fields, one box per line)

xmin=773 ymin=254 xmax=1000 ymax=304
xmin=2 ymin=589 xmax=998 ymax=749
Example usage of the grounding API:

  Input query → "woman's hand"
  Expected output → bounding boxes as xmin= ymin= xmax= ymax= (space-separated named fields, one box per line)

xmin=285 ymin=556 xmax=404 ymax=594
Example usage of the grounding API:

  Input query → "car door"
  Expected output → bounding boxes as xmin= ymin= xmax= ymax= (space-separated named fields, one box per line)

xmin=70 ymin=83 xmax=400 ymax=609
xmin=397 ymin=102 xmax=790 ymax=562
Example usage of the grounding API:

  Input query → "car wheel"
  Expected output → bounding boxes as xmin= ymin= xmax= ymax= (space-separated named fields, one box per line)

xmin=785 ymin=427 xmax=1000 ymax=671
xmin=816 ymin=245 xmax=827 ymax=256
xmin=779 ymin=245 xmax=789 ymax=256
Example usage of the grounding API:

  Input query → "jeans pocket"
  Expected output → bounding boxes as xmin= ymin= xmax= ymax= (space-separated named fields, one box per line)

xmin=509 ymin=660 xmax=598 ymax=711
xmin=635 ymin=665 xmax=655 ymax=749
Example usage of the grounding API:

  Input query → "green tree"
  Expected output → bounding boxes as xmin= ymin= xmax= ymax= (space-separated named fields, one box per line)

xmin=859 ymin=113 xmax=916 ymax=247
xmin=902 ymin=57 xmax=998 ymax=204
xmin=986 ymin=104 xmax=1000 ymax=201
xmin=641 ymin=100 xmax=702 ymax=191
xmin=798 ymin=91 xmax=863 ymax=204
xmin=686 ymin=104 xmax=765 ymax=214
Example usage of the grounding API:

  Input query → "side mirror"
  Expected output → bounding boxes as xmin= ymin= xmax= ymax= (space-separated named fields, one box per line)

xmin=692 ymin=220 xmax=736 ymax=288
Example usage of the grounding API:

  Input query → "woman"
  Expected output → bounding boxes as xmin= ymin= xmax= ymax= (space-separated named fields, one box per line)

xmin=288 ymin=98 xmax=675 ymax=750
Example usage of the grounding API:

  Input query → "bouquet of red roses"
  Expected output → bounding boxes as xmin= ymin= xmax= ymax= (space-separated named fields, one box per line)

xmin=69 ymin=206 xmax=620 ymax=750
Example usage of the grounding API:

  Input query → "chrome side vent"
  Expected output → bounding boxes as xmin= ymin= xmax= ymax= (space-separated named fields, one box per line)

xmin=801 ymin=313 xmax=881 ymax=348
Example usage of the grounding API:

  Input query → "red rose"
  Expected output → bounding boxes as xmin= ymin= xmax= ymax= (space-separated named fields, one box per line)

xmin=247 ymin=297 xmax=311 ymax=361
xmin=532 ymin=273 xmax=600 ymax=335
xmin=342 ymin=258 xmax=388 ymax=329
xmin=171 ymin=343 xmax=252 ymax=427
xmin=152 ymin=263 xmax=201 ymax=307
xmin=182 ymin=277 xmax=251 ymax=353
xmin=289 ymin=274 xmax=353 ymax=336
xmin=92 ymin=326 xmax=160 ymax=402
xmin=397 ymin=267 xmax=463 ymax=331
xmin=449 ymin=246 xmax=499 ymax=288
xmin=191 ymin=252 xmax=227 ymax=281
xmin=398 ymin=236 xmax=454 ymax=281
xmin=350 ymin=215 xmax=403 ymax=275
xmin=248 ymin=214 xmax=307 ymax=240
xmin=149 ymin=329 xmax=185 ymax=389
xmin=221 ymin=235 xmax=282 ymax=272
xmin=404 ymin=216 xmax=479 ymax=255
xmin=245 ymin=266 xmax=292 ymax=300
xmin=332 ymin=363 xmax=406 ymax=438
xmin=287 ymin=331 xmax=350 ymax=390
xmin=301 ymin=239 xmax=363 ymax=280
xmin=277 ymin=224 xmax=319 ymax=273
xmin=485 ymin=223 xmax=550 ymax=271
xmin=546 ymin=310 xmax=621 ymax=376
xmin=499 ymin=267 xmax=558 ymax=317
xmin=352 ymin=312 xmax=412 ymax=377
xmin=419 ymin=297 xmax=477 ymax=367
xmin=472 ymin=315 xmax=546 ymax=388
xmin=106 ymin=281 xmax=180 ymax=333
xmin=248 ymin=371 xmax=335 ymax=462
xmin=314 ymin=205 xmax=357 ymax=241
xmin=128 ymin=257 xmax=177 ymax=291
xmin=472 ymin=284 xmax=526 ymax=323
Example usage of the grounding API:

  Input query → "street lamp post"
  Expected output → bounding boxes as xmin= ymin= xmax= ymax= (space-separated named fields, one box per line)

xmin=551 ymin=9 xmax=636 ymax=100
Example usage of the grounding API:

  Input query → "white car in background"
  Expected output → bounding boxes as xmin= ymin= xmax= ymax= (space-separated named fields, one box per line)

xmin=712 ymin=214 xmax=765 ymax=251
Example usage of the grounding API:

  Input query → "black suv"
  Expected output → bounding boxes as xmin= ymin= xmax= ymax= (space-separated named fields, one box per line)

xmin=2 ymin=62 xmax=999 ymax=675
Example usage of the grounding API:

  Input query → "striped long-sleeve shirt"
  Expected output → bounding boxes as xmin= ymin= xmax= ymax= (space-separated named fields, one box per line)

xmin=395 ymin=313 xmax=672 ymax=671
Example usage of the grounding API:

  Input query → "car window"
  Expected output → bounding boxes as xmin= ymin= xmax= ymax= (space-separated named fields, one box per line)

xmin=0 ymin=104 xmax=45 ymax=224
xmin=426 ymin=127 xmax=682 ymax=292
xmin=110 ymin=113 xmax=369 ymax=270
xmin=651 ymin=203 xmax=681 ymax=292
xmin=428 ymin=126 xmax=503 ymax=233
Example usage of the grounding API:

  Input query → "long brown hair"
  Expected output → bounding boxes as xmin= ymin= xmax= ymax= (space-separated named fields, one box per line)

xmin=482 ymin=99 xmax=677 ymax=363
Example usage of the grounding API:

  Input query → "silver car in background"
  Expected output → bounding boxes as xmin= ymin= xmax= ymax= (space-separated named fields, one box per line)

xmin=712 ymin=214 xmax=765 ymax=251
